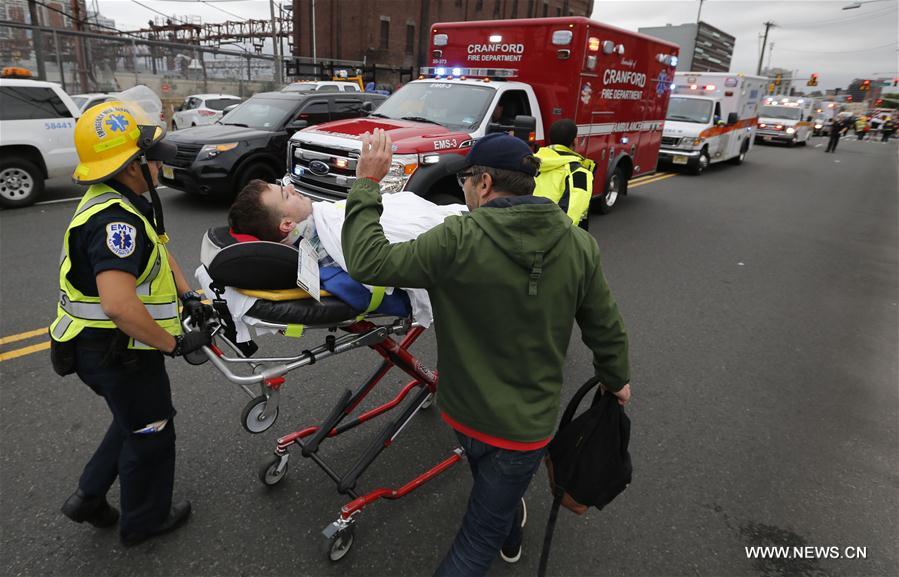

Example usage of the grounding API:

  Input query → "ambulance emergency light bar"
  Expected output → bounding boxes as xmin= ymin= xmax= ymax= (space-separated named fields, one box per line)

xmin=420 ymin=67 xmax=519 ymax=79
xmin=672 ymin=84 xmax=718 ymax=93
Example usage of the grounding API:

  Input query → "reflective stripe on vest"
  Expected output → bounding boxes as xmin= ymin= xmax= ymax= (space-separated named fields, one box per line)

xmin=49 ymin=183 xmax=181 ymax=349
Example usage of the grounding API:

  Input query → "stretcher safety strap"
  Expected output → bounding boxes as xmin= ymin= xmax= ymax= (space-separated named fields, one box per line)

xmin=284 ymin=324 xmax=304 ymax=338
xmin=357 ymin=286 xmax=386 ymax=320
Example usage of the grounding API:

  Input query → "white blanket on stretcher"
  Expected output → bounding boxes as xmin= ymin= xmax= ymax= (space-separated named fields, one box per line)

xmin=195 ymin=192 xmax=466 ymax=342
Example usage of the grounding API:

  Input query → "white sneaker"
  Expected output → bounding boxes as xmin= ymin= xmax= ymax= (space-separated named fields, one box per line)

xmin=500 ymin=498 xmax=527 ymax=563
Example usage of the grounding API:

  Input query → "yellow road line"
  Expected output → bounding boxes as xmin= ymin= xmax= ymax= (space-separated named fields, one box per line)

xmin=631 ymin=171 xmax=672 ymax=183
xmin=0 ymin=341 xmax=50 ymax=362
xmin=0 ymin=327 xmax=48 ymax=345
xmin=630 ymin=173 xmax=678 ymax=188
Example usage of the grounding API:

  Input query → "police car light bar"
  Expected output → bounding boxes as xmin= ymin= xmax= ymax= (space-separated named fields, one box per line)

xmin=420 ymin=67 xmax=518 ymax=78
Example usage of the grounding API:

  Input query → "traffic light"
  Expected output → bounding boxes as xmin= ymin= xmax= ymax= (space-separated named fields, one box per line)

xmin=861 ymin=79 xmax=871 ymax=91
xmin=774 ymin=73 xmax=783 ymax=86
xmin=807 ymin=73 xmax=818 ymax=87
xmin=847 ymin=95 xmax=853 ymax=102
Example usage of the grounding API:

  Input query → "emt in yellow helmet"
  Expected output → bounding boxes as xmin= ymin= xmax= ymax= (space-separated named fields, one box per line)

xmin=51 ymin=87 xmax=212 ymax=547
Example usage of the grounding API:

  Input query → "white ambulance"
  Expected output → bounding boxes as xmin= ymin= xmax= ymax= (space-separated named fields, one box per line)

xmin=659 ymin=72 xmax=766 ymax=175
xmin=755 ymin=96 xmax=815 ymax=146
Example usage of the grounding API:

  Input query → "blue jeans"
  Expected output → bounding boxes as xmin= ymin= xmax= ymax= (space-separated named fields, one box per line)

xmin=434 ymin=432 xmax=546 ymax=577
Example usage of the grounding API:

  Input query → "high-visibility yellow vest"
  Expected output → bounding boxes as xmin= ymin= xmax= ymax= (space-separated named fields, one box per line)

xmin=534 ymin=145 xmax=594 ymax=225
xmin=49 ymin=183 xmax=182 ymax=349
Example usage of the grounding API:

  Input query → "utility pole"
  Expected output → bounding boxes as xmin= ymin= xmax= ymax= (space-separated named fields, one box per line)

xmin=696 ymin=0 xmax=705 ymax=24
xmin=269 ymin=0 xmax=282 ymax=85
xmin=27 ymin=0 xmax=47 ymax=80
xmin=757 ymin=20 xmax=775 ymax=76
xmin=70 ymin=0 xmax=89 ymax=92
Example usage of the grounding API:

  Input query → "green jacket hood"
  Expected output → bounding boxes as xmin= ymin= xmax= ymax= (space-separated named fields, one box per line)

xmin=469 ymin=197 xmax=572 ymax=271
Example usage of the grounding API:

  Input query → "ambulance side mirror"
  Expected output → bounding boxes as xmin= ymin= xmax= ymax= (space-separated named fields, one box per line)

xmin=512 ymin=115 xmax=537 ymax=144
xmin=726 ymin=113 xmax=739 ymax=126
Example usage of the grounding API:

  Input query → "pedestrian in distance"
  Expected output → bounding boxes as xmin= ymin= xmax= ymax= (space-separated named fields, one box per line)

xmin=534 ymin=119 xmax=595 ymax=230
xmin=881 ymin=116 xmax=895 ymax=142
xmin=342 ymin=129 xmax=631 ymax=577
xmin=825 ymin=116 xmax=844 ymax=153
xmin=855 ymin=115 xmax=867 ymax=140
xmin=50 ymin=88 xmax=213 ymax=547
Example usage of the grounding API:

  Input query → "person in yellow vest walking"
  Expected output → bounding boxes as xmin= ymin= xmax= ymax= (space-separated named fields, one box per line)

xmin=49 ymin=87 xmax=212 ymax=547
xmin=534 ymin=119 xmax=595 ymax=230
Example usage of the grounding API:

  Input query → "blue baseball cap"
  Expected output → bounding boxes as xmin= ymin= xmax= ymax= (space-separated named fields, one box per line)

xmin=459 ymin=133 xmax=537 ymax=176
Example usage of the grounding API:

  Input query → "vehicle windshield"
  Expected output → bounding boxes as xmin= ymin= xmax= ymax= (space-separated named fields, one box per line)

xmin=205 ymin=98 xmax=240 ymax=110
xmin=219 ymin=96 xmax=297 ymax=130
xmin=665 ymin=97 xmax=713 ymax=124
xmin=71 ymin=96 xmax=87 ymax=109
xmin=372 ymin=82 xmax=496 ymax=130
xmin=760 ymin=105 xmax=802 ymax=121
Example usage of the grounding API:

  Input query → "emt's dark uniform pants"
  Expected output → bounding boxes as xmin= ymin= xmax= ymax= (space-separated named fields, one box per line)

xmin=73 ymin=336 xmax=176 ymax=537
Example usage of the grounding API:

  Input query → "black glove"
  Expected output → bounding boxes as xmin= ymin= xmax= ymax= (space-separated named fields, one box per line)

xmin=168 ymin=331 xmax=211 ymax=357
xmin=182 ymin=293 xmax=214 ymax=328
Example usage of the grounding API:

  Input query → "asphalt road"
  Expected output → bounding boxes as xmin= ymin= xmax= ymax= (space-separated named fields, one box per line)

xmin=1 ymin=136 xmax=896 ymax=577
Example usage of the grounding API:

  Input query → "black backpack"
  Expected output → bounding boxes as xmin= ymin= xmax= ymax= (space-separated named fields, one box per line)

xmin=538 ymin=376 xmax=632 ymax=577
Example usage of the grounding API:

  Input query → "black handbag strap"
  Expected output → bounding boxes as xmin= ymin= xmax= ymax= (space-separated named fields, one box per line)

xmin=537 ymin=490 xmax=564 ymax=577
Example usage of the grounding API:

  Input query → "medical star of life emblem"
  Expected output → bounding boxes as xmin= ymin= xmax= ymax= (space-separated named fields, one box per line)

xmin=106 ymin=222 xmax=136 ymax=258
xmin=105 ymin=113 xmax=129 ymax=133
xmin=657 ymin=70 xmax=670 ymax=95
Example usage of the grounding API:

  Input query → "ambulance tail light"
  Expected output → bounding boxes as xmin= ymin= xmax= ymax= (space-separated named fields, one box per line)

xmin=588 ymin=37 xmax=601 ymax=51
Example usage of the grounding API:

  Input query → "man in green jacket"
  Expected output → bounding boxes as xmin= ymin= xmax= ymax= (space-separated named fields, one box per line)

xmin=343 ymin=129 xmax=630 ymax=577
xmin=534 ymin=119 xmax=595 ymax=230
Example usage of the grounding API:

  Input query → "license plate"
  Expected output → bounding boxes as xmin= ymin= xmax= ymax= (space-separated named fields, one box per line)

xmin=162 ymin=165 xmax=174 ymax=179
xmin=763 ymin=136 xmax=773 ymax=142
xmin=672 ymin=155 xmax=689 ymax=165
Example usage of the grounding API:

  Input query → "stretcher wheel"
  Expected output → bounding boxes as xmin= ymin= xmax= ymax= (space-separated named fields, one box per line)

xmin=325 ymin=525 xmax=355 ymax=562
xmin=241 ymin=395 xmax=278 ymax=434
xmin=258 ymin=454 xmax=288 ymax=486
xmin=183 ymin=347 xmax=208 ymax=366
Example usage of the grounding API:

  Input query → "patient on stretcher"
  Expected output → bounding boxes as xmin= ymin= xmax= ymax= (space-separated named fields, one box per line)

xmin=196 ymin=179 xmax=465 ymax=338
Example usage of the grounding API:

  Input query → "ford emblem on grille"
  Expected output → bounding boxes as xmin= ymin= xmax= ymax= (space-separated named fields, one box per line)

xmin=308 ymin=160 xmax=330 ymax=176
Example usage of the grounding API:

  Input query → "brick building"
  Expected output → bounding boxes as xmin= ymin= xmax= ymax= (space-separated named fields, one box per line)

xmin=291 ymin=0 xmax=593 ymax=81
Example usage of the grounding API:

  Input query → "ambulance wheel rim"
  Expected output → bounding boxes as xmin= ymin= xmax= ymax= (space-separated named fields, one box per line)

xmin=0 ymin=168 xmax=34 ymax=201
xmin=699 ymin=153 xmax=709 ymax=170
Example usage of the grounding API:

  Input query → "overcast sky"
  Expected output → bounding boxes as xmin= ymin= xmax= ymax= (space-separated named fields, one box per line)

xmin=95 ymin=0 xmax=898 ymax=90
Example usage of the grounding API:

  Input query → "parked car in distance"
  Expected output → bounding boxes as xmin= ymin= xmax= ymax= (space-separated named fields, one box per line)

xmin=281 ymin=80 xmax=362 ymax=93
xmin=0 ymin=74 xmax=81 ymax=207
xmin=70 ymin=92 xmax=120 ymax=112
xmin=160 ymin=90 xmax=386 ymax=199
xmin=172 ymin=93 xmax=242 ymax=129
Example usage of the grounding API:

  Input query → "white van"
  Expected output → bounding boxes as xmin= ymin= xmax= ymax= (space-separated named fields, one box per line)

xmin=660 ymin=72 xmax=767 ymax=175
xmin=0 ymin=74 xmax=81 ymax=207
xmin=755 ymin=96 xmax=815 ymax=146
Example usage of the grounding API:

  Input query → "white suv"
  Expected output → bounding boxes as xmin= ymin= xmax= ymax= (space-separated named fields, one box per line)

xmin=281 ymin=81 xmax=362 ymax=93
xmin=172 ymin=93 xmax=242 ymax=130
xmin=0 ymin=77 xmax=81 ymax=208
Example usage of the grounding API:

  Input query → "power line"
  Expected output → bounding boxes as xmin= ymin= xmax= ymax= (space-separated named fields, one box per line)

xmin=775 ymin=41 xmax=898 ymax=55
xmin=30 ymin=0 xmax=145 ymax=39
xmin=780 ymin=4 xmax=897 ymax=28
xmin=130 ymin=0 xmax=193 ymax=26
xmin=199 ymin=0 xmax=247 ymax=21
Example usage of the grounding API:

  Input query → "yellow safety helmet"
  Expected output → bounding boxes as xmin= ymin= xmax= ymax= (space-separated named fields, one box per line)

xmin=72 ymin=100 xmax=164 ymax=184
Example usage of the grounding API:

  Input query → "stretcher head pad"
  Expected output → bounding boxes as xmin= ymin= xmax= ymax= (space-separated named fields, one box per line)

xmin=202 ymin=227 xmax=359 ymax=325
xmin=203 ymin=226 xmax=298 ymax=290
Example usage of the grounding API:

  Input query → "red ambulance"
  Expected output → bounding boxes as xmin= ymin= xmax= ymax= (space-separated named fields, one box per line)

xmin=287 ymin=17 xmax=678 ymax=213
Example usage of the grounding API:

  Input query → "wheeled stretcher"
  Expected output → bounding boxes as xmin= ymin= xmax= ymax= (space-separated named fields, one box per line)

xmin=187 ymin=227 xmax=462 ymax=560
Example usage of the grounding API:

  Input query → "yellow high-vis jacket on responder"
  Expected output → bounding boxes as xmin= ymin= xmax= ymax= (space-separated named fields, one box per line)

xmin=534 ymin=144 xmax=595 ymax=225
xmin=50 ymin=183 xmax=182 ymax=349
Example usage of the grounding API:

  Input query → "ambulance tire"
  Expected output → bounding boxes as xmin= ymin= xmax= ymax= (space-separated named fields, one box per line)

xmin=594 ymin=167 xmax=625 ymax=215
xmin=0 ymin=157 xmax=44 ymax=208
xmin=690 ymin=149 xmax=710 ymax=176
xmin=730 ymin=142 xmax=748 ymax=165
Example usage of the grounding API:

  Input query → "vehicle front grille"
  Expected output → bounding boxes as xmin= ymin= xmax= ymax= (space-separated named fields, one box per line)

xmin=169 ymin=143 xmax=202 ymax=168
xmin=660 ymin=136 xmax=680 ymax=147
xmin=287 ymin=141 xmax=358 ymax=199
